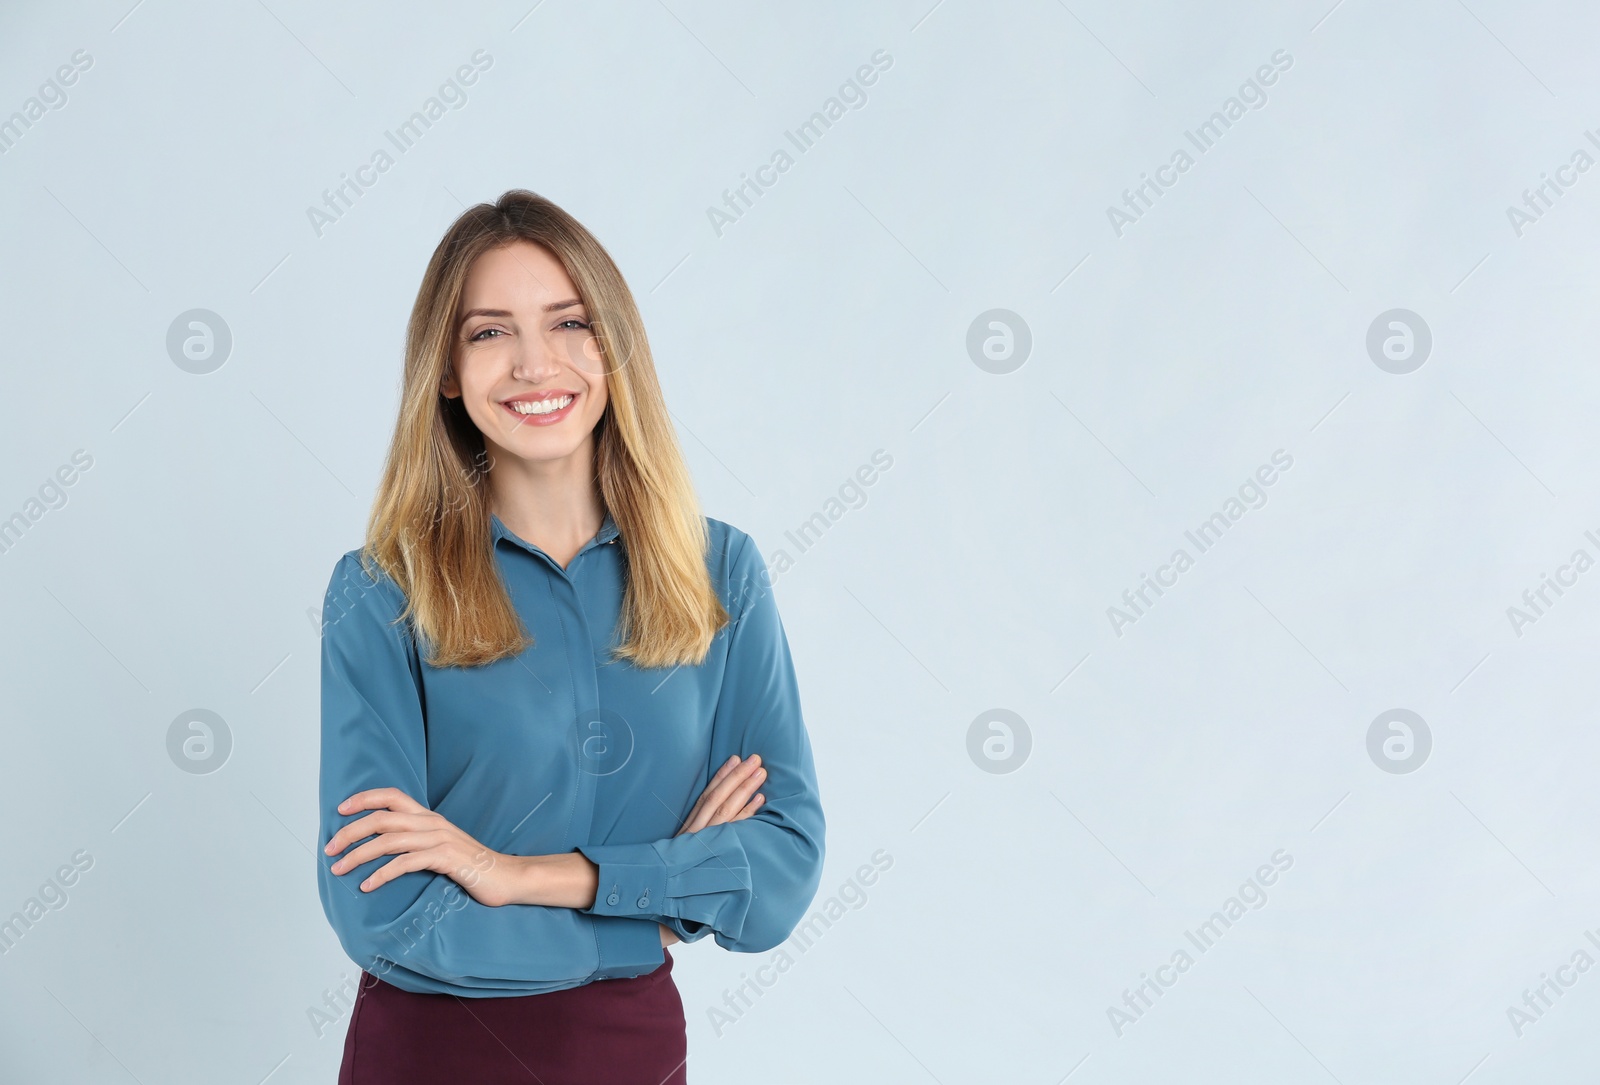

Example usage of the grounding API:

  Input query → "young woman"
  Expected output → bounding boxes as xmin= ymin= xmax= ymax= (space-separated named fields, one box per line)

xmin=317 ymin=190 xmax=825 ymax=1083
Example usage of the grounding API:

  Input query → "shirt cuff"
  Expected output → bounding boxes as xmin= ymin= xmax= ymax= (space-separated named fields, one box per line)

xmin=579 ymin=841 xmax=671 ymax=918
xmin=590 ymin=914 xmax=665 ymax=980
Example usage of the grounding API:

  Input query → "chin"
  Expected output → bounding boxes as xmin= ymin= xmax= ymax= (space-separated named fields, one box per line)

xmin=506 ymin=430 xmax=595 ymax=464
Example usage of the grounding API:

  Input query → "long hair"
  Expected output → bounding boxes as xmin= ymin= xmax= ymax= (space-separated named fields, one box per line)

xmin=358 ymin=189 xmax=728 ymax=669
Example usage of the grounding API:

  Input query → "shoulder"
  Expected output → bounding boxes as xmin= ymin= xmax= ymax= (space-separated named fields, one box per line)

xmin=703 ymin=517 xmax=771 ymax=613
xmin=326 ymin=546 xmax=395 ymax=592
xmin=704 ymin=517 xmax=754 ymax=569
xmin=322 ymin=547 xmax=410 ymax=636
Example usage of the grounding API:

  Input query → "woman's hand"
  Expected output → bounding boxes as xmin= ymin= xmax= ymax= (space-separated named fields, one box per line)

xmin=325 ymin=787 xmax=525 ymax=908
xmin=678 ymin=754 xmax=766 ymax=835
xmin=652 ymin=759 xmax=764 ymax=949
xmin=328 ymin=760 xmax=768 ymax=914
xmin=645 ymin=756 xmax=764 ymax=949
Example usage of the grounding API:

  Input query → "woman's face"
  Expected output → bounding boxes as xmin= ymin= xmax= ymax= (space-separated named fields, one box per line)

xmin=442 ymin=240 xmax=609 ymax=473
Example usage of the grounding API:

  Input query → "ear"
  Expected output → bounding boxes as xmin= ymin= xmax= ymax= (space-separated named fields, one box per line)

xmin=439 ymin=367 xmax=459 ymax=398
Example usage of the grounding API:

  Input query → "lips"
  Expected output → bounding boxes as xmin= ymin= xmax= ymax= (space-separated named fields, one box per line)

xmin=500 ymin=391 xmax=579 ymax=427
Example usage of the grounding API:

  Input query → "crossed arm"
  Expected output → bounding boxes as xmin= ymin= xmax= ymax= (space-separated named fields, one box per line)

xmin=324 ymin=753 xmax=770 ymax=945
xmin=318 ymin=536 xmax=823 ymax=993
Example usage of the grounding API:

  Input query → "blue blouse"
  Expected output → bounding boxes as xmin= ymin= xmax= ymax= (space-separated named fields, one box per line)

xmin=316 ymin=511 xmax=825 ymax=997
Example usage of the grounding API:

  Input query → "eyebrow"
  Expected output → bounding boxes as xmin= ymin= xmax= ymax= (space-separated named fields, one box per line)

xmin=458 ymin=299 xmax=585 ymax=325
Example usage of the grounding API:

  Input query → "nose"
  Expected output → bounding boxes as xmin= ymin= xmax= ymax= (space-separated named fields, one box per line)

xmin=510 ymin=336 xmax=562 ymax=384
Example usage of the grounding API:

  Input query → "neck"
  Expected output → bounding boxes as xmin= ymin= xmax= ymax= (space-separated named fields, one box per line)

xmin=488 ymin=440 xmax=605 ymax=568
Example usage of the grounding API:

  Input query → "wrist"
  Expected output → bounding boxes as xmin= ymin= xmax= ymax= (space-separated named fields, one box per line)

xmin=492 ymin=853 xmax=537 ymax=907
xmin=511 ymin=852 xmax=600 ymax=909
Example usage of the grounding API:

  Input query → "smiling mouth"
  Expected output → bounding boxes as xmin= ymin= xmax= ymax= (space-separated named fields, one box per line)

xmin=500 ymin=392 xmax=578 ymax=427
xmin=505 ymin=394 xmax=573 ymax=416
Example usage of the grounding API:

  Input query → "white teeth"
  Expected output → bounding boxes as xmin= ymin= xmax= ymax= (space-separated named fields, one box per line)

xmin=507 ymin=395 xmax=574 ymax=416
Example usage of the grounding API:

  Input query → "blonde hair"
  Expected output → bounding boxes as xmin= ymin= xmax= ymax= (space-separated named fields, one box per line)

xmin=359 ymin=189 xmax=727 ymax=669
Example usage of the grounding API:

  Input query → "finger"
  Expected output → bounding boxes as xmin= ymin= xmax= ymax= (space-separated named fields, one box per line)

xmin=330 ymin=831 xmax=441 ymax=875
xmin=682 ymin=757 xmax=762 ymax=834
xmin=680 ymin=757 xmax=753 ymax=834
xmin=732 ymin=793 xmax=765 ymax=821
xmin=710 ymin=767 xmax=766 ymax=824
xmin=678 ymin=757 xmax=743 ymax=834
xmin=698 ymin=767 xmax=765 ymax=831
xmin=326 ymin=812 xmax=398 ymax=856
xmin=330 ymin=831 xmax=417 ymax=875
xmin=338 ymin=788 xmax=427 ymax=817
xmin=357 ymin=849 xmax=439 ymax=893
xmin=706 ymin=755 xmax=761 ymax=806
xmin=325 ymin=811 xmax=434 ymax=856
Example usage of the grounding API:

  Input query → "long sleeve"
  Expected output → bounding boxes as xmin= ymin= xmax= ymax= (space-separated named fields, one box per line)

xmin=316 ymin=551 xmax=665 ymax=996
xmin=575 ymin=533 xmax=826 ymax=952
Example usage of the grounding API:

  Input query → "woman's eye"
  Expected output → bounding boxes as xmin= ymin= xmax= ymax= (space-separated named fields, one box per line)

xmin=469 ymin=328 xmax=504 ymax=341
xmin=559 ymin=319 xmax=591 ymax=331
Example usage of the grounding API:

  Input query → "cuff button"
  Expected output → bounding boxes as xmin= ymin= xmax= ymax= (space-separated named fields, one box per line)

xmin=636 ymin=891 xmax=650 ymax=907
xmin=606 ymin=892 xmax=620 ymax=906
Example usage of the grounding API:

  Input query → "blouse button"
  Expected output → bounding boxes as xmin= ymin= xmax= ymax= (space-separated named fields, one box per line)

xmin=636 ymin=890 xmax=650 ymax=908
xmin=606 ymin=892 xmax=620 ymax=906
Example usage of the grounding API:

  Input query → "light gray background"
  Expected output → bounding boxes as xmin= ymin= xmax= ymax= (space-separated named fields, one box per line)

xmin=2 ymin=1 xmax=1596 ymax=1082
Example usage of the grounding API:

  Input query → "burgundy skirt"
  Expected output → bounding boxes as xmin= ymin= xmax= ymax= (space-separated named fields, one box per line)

xmin=338 ymin=949 xmax=687 ymax=1085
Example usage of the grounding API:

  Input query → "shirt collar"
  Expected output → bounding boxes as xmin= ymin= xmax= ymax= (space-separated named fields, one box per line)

xmin=490 ymin=509 xmax=620 ymax=555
